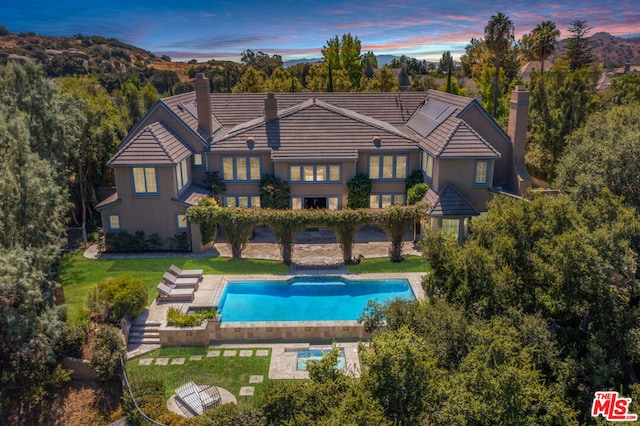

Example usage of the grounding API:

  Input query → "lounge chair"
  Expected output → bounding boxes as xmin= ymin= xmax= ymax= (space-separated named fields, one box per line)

xmin=175 ymin=381 xmax=220 ymax=415
xmin=168 ymin=264 xmax=203 ymax=280
xmin=163 ymin=272 xmax=199 ymax=290
xmin=157 ymin=283 xmax=195 ymax=302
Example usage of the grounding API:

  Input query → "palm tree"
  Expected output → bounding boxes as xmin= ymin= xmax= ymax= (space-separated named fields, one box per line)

xmin=531 ymin=21 xmax=560 ymax=73
xmin=484 ymin=12 xmax=514 ymax=118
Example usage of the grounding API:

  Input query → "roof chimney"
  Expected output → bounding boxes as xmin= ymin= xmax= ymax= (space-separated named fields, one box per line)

xmin=195 ymin=73 xmax=213 ymax=136
xmin=507 ymin=85 xmax=531 ymax=195
xmin=265 ymin=93 xmax=278 ymax=122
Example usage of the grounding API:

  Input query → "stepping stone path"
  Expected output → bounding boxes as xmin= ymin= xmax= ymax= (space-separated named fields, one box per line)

xmin=223 ymin=350 xmax=237 ymax=357
xmin=256 ymin=350 xmax=269 ymax=357
xmin=239 ymin=350 xmax=253 ymax=357
xmin=155 ymin=357 xmax=169 ymax=365
xmin=190 ymin=355 xmax=203 ymax=361
xmin=138 ymin=358 xmax=153 ymax=366
xmin=207 ymin=350 xmax=220 ymax=357
xmin=171 ymin=358 xmax=185 ymax=365
xmin=239 ymin=386 xmax=255 ymax=396
xmin=249 ymin=375 xmax=264 ymax=384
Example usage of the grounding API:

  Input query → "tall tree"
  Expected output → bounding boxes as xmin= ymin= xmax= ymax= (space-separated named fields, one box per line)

xmin=59 ymin=77 xmax=126 ymax=246
xmin=528 ymin=21 xmax=560 ymax=73
xmin=484 ymin=12 xmax=515 ymax=118
xmin=240 ymin=49 xmax=283 ymax=76
xmin=564 ymin=20 xmax=594 ymax=71
xmin=363 ymin=66 xmax=398 ymax=92
xmin=231 ymin=66 xmax=266 ymax=93
xmin=555 ymin=103 xmax=640 ymax=208
xmin=321 ymin=33 xmax=363 ymax=90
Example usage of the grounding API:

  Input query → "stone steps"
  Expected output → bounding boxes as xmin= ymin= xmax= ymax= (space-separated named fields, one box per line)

xmin=128 ymin=321 xmax=161 ymax=345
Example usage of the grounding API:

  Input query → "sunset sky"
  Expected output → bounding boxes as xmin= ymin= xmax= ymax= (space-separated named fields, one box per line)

xmin=3 ymin=0 xmax=639 ymax=62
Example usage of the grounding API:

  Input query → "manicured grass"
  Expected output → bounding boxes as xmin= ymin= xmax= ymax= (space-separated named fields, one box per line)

xmin=345 ymin=255 xmax=431 ymax=274
xmin=125 ymin=347 xmax=271 ymax=411
xmin=59 ymin=252 xmax=289 ymax=324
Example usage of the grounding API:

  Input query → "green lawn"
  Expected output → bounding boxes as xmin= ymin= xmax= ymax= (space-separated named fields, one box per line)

xmin=125 ymin=347 xmax=271 ymax=411
xmin=59 ymin=252 xmax=289 ymax=324
xmin=346 ymin=255 xmax=431 ymax=273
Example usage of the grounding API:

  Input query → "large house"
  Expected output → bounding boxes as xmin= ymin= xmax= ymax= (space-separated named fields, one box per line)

xmin=96 ymin=73 xmax=531 ymax=252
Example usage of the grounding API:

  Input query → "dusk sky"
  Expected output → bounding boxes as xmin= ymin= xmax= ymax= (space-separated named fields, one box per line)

xmin=3 ymin=1 xmax=640 ymax=62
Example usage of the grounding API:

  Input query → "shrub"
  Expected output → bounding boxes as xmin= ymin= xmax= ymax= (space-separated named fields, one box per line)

xmin=89 ymin=324 xmax=126 ymax=384
xmin=346 ymin=173 xmax=371 ymax=208
xmin=405 ymin=168 xmax=424 ymax=191
xmin=56 ymin=323 xmax=88 ymax=358
xmin=205 ymin=172 xmax=227 ymax=203
xmin=85 ymin=276 xmax=147 ymax=322
xmin=260 ymin=174 xmax=290 ymax=209
xmin=407 ymin=183 xmax=429 ymax=205
xmin=166 ymin=307 xmax=217 ymax=327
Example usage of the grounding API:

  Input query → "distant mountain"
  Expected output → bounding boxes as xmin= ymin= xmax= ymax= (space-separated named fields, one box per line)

xmin=551 ymin=32 xmax=640 ymax=67
xmin=284 ymin=54 xmax=437 ymax=68
xmin=283 ymin=57 xmax=322 ymax=67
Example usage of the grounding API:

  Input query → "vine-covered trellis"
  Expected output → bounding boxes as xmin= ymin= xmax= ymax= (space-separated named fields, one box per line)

xmin=187 ymin=199 xmax=427 ymax=264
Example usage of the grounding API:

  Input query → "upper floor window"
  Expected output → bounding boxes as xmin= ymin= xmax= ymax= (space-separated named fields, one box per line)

xmin=474 ymin=160 xmax=489 ymax=186
xmin=421 ymin=151 xmax=433 ymax=181
xmin=369 ymin=155 xmax=407 ymax=180
xmin=222 ymin=156 xmax=261 ymax=181
xmin=176 ymin=159 xmax=189 ymax=191
xmin=132 ymin=167 xmax=158 ymax=194
xmin=289 ymin=165 xmax=341 ymax=182
xmin=193 ymin=153 xmax=204 ymax=168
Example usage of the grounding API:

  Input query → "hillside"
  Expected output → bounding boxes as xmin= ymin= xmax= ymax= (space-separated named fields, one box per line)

xmin=552 ymin=32 xmax=640 ymax=67
xmin=0 ymin=31 xmax=192 ymax=84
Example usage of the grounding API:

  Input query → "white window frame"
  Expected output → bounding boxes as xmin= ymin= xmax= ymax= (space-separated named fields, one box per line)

xmin=474 ymin=160 xmax=489 ymax=186
xmin=225 ymin=195 xmax=261 ymax=208
xmin=369 ymin=193 xmax=405 ymax=208
xmin=289 ymin=164 xmax=341 ymax=183
xmin=422 ymin=151 xmax=434 ymax=181
xmin=176 ymin=159 xmax=189 ymax=191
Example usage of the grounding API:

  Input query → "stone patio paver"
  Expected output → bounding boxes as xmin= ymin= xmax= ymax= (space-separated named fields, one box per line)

xmin=239 ymin=350 xmax=253 ymax=357
xmin=171 ymin=358 xmax=185 ymax=365
xmin=255 ymin=349 xmax=269 ymax=357
xmin=190 ymin=355 xmax=203 ymax=361
xmin=223 ymin=350 xmax=237 ymax=357
xmin=207 ymin=350 xmax=221 ymax=357
xmin=155 ymin=357 xmax=169 ymax=365
xmin=249 ymin=375 xmax=264 ymax=384
xmin=239 ymin=386 xmax=255 ymax=396
xmin=138 ymin=358 xmax=153 ymax=366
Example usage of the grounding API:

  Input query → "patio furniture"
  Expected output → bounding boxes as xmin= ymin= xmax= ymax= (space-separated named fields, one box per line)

xmin=175 ymin=381 xmax=221 ymax=415
xmin=168 ymin=264 xmax=203 ymax=280
xmin=156 ymin=283 xmax=195 ymax=302
xmin=163 ymin=272 xmax=199 ymax=289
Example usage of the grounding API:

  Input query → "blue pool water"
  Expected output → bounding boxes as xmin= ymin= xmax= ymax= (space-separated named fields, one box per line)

xmin=218 ymin=277 xmax=414 ymax=322
xmin=297 ymin=348 xmax=346 ymax=371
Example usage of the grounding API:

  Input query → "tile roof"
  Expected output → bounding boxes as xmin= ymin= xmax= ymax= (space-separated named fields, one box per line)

xmin=161 ymin=92 xmax=428 ymax=131
xmin=95 ymin=191 xmax=120 ymax=210
xmin=174 ymin=184 xmax=210 ymax=206
xmin=212 ymin=98 xmax=420 ymax=161
xmin=424 ymin=183 xmax=480 ymax=217
xmin=109 ymin=121 xmax=193 ymax=166
xmin=408 ymin=93 xmax=500 ymax=159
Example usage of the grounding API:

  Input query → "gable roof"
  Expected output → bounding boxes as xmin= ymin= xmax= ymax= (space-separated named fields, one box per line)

xmin=109 ymin=121 xmax=192 ymax=167
xmin=212 ymin=98 xmax=421 ymax=161
xmin=407 ymin=92 xmax=500 ymax=159
xmin=424 ymin=183 xmax=480 ymax=217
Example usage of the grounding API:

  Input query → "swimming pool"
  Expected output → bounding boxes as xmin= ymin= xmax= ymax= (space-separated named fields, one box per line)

xmin=217 ymin=276 xmax=414 ymax=322
xmin=296 ymin=348 xmax=346 ymax=371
